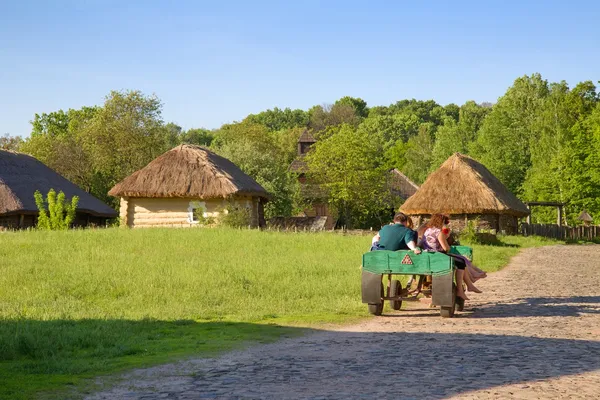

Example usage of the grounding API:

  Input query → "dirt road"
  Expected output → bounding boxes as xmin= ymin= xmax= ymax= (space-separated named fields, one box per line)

xmin=87 ymin=245 xmax=600 ymax=399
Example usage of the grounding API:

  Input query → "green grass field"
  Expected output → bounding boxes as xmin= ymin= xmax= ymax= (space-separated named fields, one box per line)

xmin=0 ymin=228 xmax=561 ymax=399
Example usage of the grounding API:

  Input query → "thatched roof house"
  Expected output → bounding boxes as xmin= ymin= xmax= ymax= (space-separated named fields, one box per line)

xmin=109 ymin=145 xmax=269 ymax=228
xmin=400 ymin=153 xmax=529 ymax=233
xmin=0 ymin=150 xmax=117 ymax=228
xmin=578 ymin=210 xmax=593 ymax=225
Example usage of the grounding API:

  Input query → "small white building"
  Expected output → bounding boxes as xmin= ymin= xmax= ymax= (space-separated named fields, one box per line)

xmin=109 ymin=145 xmax=269 ymax=228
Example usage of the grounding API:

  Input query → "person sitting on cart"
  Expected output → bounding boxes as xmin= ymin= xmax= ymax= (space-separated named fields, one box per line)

xmin=371 ymin=212 xmax=421 ymax=254
xmin=421 ymin=214 xmax=482 ymax=301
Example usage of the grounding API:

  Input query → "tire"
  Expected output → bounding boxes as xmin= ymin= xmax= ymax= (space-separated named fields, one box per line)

xmin=368 ymin=283 xmax=384 ymax=316
xmin=389 ymin=279 xmax=402 ymax=310
xmin=440 ymin=284 xmax=456 ymax=318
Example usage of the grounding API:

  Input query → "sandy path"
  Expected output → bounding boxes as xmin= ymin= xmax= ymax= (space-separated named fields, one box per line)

xmin=87 ymin=245 xmax=600 ymax=399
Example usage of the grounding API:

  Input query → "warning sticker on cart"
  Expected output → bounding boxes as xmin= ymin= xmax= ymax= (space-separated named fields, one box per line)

xmin=401 ymin=254 xmax=413 ymax=265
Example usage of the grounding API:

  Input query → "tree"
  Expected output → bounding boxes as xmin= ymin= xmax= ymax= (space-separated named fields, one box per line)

xmin=245 ymin=107 xmax=309 ymax=131
xmin=21 ymin=107 xmax=98 ymax=193
xmin=308 ymin=103 xmax=361 ymax=134
xmin=471 ymin=74 xmax=549 ymax=195
xmin=0 ymin=134 xmax=23 ymax=151
xmin=305 ymin=124 xmax=389 ymax=228
xmin=180 ymin=128 xmax=214 ymax=147
xmin=79 ymin=90 xmax=173 ymax=205
xmin=211 ymin=121 xmax=300 ymax=218
xmin=401 ymin=123 xmax=436 ymax=184
xmin=357 ymin=113 xmax=420 ymax=150
xmin=431 ymin=101 xmax=490 ymax=168
xmin=335 ymin=96 xmax=369 ymax=118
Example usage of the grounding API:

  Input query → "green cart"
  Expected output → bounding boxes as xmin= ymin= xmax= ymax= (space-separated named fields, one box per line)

xmin=361 ymin=246 xmax=473 ymax=318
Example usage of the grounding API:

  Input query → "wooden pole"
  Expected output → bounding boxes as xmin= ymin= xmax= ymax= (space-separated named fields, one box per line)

xmin=557 ymin=206 xmax=563 ymax=227
xmin=527 ymin=204 xmax=531 ymax=224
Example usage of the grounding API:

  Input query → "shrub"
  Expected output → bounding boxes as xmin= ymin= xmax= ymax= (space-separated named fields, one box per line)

xmin=34 ymin=189 xmax=79 ymax=230
xmin=220 ymin=204 xmax=252 ymax=228
xmin=192 ymin=207 xmax=216 ymax=226
xmin=459 ymin=218 xmax=481 ymax=244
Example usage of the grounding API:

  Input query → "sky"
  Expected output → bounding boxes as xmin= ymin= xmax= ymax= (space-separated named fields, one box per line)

xmin=1 ymin=0 xmax=599 ymax=136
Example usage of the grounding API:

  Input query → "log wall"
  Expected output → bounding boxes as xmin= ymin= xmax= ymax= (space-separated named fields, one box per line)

xmin=119 ymin=197 xmax=261 ymax=228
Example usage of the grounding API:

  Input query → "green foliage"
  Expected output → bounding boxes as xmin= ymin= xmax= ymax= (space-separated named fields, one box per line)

xmin=401 ymin=123 xmax=436 ymax=184
xmin=192 ymin=206 xmax=216 ymax=226
xmin=334 ymin=96 xmax=369 ymax=118
xmin=180 ymin=127 xmax=214 ymax=146
xmin=306 ymin=124 xmax=389 ymax=228
xmin=308 ymin=103 xmax=361 ymax=134
xmin=0 ymin=134 xmax=23 ymax=151
xmin=245 ymin=107 xmax=309 ymax=131
xmin=459 ymin=219 xmax=481 ymax=244
xmin=211 ymin=121 xmax=301 ymax=218
xmin=34 ymin=189 xmax=78 ymax=230
xmin=472 ymin=74 xmax=549 ymax=195
xmin=219 ymin=204 xmax=253 ymax=228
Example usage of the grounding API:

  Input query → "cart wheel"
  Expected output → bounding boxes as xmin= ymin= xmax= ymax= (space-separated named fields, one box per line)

xmin=368 ymin=283 xmax=384 ymax=316
xmin=440 ymin=284 xmax=456 ymax=318
xmin=389 ymin=279 xmax=402 ymax=310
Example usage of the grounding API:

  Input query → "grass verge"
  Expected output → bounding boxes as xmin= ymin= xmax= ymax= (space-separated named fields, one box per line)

xmin=0 ymin=228 xmax=561 ymax=398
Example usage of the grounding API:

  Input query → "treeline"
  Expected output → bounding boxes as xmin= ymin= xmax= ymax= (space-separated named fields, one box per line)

xmin=3 ymin=73 xmax=599 ymax=228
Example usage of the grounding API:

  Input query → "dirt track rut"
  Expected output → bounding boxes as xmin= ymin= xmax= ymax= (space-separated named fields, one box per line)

xmin=87 ymin=245 xmax=600 ymax=399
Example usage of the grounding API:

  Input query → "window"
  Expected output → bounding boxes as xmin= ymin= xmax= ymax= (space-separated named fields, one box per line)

xmin=188 ymin=201 xmax=206 ymax=224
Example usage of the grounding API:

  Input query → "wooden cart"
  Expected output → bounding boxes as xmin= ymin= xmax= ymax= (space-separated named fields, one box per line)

xmin=361 ymin=246 xmax=472 ymax=318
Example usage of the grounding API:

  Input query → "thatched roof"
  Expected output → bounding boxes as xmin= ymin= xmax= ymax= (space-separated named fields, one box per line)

xmin=109 ymin=145 xmax=269 ymax=200
xmin=578 ymin=210 xmax=593 ymax=222
xmin=400 ymin=153 xmax=530 ymax=217
xmin=388 ymin=169 xmax=419 ymax=200
xmin=0 ymin=150 xmax=117 ymax=217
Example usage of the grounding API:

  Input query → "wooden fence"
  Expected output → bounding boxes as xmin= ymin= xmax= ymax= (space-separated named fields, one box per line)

xmin=521 ymin=223 xmax=600 ymax=241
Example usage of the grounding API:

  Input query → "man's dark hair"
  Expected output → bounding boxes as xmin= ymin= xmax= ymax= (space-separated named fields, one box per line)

xmin=393 ymin=212 xmax=408 ymax=224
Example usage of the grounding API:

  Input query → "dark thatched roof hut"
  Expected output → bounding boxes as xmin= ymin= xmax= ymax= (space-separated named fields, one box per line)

xmin=0 ymin=150 xmax=117 ymax=228
xmin=578 ymin=210 xmax=593 ymax=225
xmin=400 ymin=153 xmax=529 ymax=233
xmin=109 ymin=145 xmax=269 ymax=228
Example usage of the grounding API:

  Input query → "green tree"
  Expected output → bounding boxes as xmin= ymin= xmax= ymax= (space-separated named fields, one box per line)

xmin=335 ymin=96 xmax=369 ymax=118
xmin=21 ymin=107 xmax=98 ymax=193
xmin=305 ymin=124 xmax=389 ymax=228
xmin=471 ymin=73 xmax=549 ymax=195
xmin=0 ymin=134 xmax=23 ymax=151
xmin=211 ymin=121 xmax=300 ymax=218
xmin=34 ymin=189 xmax=79 ymax=230
xmin=245 ymin=107 xmax=309 ymax=131
xmin=357 ymin=113 xmax=420 ymax=149
xmin=80 ymin=90 xmax=173 ymax=205
xmin=431 ymin=101 xmax=490 ymax=168
xmin=179 ymin=128 xmax=214 ymax=147
xmin=308 ymin=103 xmax=361 ymax=134
xmin=401 ymin=123 xmax=436 ymax=184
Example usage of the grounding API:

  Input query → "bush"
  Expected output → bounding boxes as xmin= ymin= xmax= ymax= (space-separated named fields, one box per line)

xmin=220 ymin=204 xmax=252 ymax=228
xmin=193 ymin=207 xmax=216 ymax=226
xmin=459 ymin=218 xmax=481 ymax=244
xmin=34 ymin=189 xmax=79 ymax=230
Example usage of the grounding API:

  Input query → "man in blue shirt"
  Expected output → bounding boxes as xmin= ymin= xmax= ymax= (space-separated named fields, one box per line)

xmin=373 ymin=212 xmax=421 ymax=253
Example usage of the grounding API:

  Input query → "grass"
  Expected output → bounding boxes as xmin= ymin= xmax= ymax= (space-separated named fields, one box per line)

xmin=0 ymin=228 xmax=561 ymax=399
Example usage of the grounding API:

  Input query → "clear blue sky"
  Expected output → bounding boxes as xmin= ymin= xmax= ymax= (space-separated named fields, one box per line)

xmin=1 ymin=0 xmax=599 ymax=136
